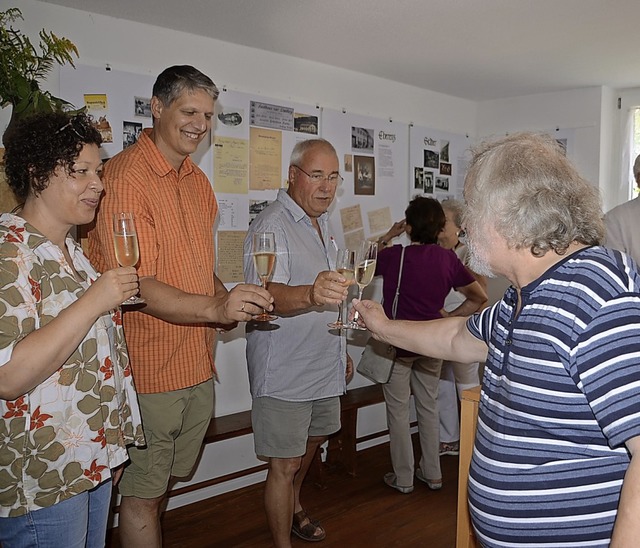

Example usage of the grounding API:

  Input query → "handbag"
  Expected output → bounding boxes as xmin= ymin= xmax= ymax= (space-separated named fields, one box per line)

xmin=356 ymin=247 xmax=405 ymax=384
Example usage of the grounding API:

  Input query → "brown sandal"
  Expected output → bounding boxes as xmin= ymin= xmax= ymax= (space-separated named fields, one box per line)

xmin=292 ymin=509 xmax=326 ymax=542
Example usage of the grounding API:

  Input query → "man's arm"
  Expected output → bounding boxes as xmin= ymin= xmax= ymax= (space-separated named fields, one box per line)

xmin=610 ymin=435 xmax=640 ymax=546
xmin=268 ymin=270 xmax=350 ymax=316
xmin=352 ymin=298 xmax=488 ymax=364
xmin=139 ymin=276 xmax=273 ymax=325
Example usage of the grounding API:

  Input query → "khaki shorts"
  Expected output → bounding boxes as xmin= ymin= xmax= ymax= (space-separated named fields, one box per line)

xmin=118 ymin=379 xmax=214 ymax=499
xmin=251 ymin=396 xmax=340 ymax=459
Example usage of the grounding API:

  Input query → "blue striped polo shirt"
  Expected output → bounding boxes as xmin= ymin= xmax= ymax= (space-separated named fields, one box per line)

xmin=466 ymin=246 xmax=640 ymax=547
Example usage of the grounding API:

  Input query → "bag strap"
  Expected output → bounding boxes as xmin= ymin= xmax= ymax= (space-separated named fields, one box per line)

xmin=390 ymin=247 xmax=405 ymax=319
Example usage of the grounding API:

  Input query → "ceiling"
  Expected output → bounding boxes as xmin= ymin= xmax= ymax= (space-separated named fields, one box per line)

xmin=40 ymin=0 xmax=640 ymax=101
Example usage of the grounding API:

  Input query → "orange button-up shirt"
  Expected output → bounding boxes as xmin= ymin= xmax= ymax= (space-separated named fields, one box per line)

xmin=87 ymin=129 xmax=218 ymax=393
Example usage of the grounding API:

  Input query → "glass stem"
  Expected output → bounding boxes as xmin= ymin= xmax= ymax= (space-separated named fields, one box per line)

xmin=353 ymin=288 xmax=364 ymax=323
xmin=261 ymin=277 xmax=268 ymax=315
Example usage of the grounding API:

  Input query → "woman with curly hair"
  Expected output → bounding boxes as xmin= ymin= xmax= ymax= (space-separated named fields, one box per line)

xmin=0 ymin=112 xmax=144 ymax=547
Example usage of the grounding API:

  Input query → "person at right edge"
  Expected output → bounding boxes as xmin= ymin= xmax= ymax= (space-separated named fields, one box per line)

xmin=352 ymin=132 xmax=640 ymax=547
xmin=244 ymin=139 xmax=353 ymax=547
xmin=375 ymin=197 xmax=486 ymax=494
xmin=87 ymin=65 xmax=273 ymax=548
xmin=605 ymin=153 xmax=640 ymax=263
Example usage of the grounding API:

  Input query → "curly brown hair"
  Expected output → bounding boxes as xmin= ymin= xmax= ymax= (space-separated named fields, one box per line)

xmin=4 ymin=112 xmax=102 ymax=201
xmin=405 ymin=196 xmax=445 ymax=244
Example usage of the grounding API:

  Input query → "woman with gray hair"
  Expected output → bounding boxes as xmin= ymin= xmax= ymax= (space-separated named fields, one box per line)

xmin=353 ymin=132 xmax=640 ymax=546
xmin=437 ymin=199 xmax=486 ymax=457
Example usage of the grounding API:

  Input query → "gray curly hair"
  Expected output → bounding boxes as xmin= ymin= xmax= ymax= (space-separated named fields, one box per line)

xmin=463 ymin=132 xmax=604 ymax=257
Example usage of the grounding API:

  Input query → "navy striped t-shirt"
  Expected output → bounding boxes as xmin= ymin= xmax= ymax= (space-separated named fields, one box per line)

xmin=466 ymin=246 xmax=640 ymax=547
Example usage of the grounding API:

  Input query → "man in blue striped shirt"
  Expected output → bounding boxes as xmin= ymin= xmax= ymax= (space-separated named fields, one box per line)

xmin=353 ymin=132 xmax=640 ymax=547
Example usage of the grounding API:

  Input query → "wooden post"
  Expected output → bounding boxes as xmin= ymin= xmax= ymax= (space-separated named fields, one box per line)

xmin=456 ymin=386 xmax=480 ymax=548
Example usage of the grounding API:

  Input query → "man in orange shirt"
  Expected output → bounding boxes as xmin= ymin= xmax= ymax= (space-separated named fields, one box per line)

xmin=88 ymin=65 xmax=273 ymax=548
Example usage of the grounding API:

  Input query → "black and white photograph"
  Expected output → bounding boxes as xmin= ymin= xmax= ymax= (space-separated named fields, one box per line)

xmin=424 ymin=149 xmax=439 ymax=169
xmin=424 ymin=171 xmax=434 ymax=194
xmin=294 ymin=113 xmax=318 ymax=134
xmin=435 ymin=176 xmax=449 ymax=192
xmin=354 ymin=155 xmax=375 ymax=195
xmin=352 ymin=126 xmax=374 ymax=153
xmin=249 ymin=199 xmax=272 ymax=224
xmin=218 ymin=108 xmax=244 ymax=127
xmin=440 ymin=140 xmax=450 ymax=163
xmin=134 ymin=96 xmax=151 ymax=117
xmin=556 ymin=138 xmax=568 ymax=155
xmin=414 ymin=166 xmax=424 ymax=189
xmin=123 ymin=120 xmax=142 ymax=149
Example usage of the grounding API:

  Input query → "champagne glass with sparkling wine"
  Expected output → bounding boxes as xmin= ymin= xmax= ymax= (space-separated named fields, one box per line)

xmin=112 ymin=212 xmax=145 ymax=305
xmin=346 ymin=241 xmax=378 ymax=330
xmin=252 ymin=232 xmax=277 ymax=321
xmin=327 ymin=248 xmax=356 ymax=330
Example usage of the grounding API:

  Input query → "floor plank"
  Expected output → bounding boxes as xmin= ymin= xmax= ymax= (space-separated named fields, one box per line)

xmin=107 ymin=437 xmax=459 ymax=547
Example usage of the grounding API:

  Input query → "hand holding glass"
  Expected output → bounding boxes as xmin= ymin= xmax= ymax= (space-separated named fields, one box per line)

xmin=252 ymin=232 xmax=277 ymax=321
xmin=327 ymin=249 xmax=356 ymax=330
xmin=346 ymin=241 xmax=378 ymax=330
xmin=112 ymin=212 xmax=145 ymax=305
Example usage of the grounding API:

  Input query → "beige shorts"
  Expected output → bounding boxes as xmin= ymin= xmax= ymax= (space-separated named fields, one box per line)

xmin=251 ymin=396 xmax=340 ymax=459
xmin=118 ymin=379 xmax=214 ymax=499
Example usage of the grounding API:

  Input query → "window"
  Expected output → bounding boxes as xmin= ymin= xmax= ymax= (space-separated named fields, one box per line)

xmin=631 ymin=108 xmax=640 ymax=198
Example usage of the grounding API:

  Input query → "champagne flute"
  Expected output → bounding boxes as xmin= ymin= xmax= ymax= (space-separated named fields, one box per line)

xmin=252 ymin=232 xmax=277 ymax=321
xmin=346 ymin=241 xmax=378 ymax=330
xmin=328 ymin=248 xmax=356 ymax=330
xmin=112 ymin=212 xmax=145 ymax=305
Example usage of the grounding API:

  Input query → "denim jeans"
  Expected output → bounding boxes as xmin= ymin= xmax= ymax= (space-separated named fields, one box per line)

xmin=0 ymin=479 xmax=112 ymax=548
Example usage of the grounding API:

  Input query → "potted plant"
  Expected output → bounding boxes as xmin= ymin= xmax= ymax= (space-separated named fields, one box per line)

xmin=0 ymin=7 xmax=79 ymax=145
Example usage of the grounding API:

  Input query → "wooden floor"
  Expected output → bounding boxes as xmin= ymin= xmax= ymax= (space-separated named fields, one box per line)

xmin=107 ymin=438 xmax=459 ymax=547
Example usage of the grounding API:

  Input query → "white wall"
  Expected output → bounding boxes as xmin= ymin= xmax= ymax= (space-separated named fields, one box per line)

xmin=477 ymin=88 xmax=603 ymax=186
xmin=3 ymin=0 xmax=626 ymax=511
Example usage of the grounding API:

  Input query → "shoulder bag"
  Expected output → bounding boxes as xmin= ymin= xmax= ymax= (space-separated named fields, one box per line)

xmin=356 ymin=247 xmax=405 ymax=384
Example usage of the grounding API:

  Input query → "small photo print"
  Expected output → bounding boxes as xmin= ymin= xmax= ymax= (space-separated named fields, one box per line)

xmin=440 ymin=140 xmax=450 ymax=163
xmin=344 ymin=154 xmax=353 ymax=173
xmin=123 ymin=121 xmax=142 ymax=149
xmin=249 ymin=199 xmax=271 ymax=224
xmin=294 ymin=113 xmax=318 ymax=135
xmin=424 ymin=171 xmax=434 ymax=194
xmin=424 ymin=149 xmax=439 ymax=169
xmin=439 ymin=162 xmax=452 ymax=176
xmin=352 ymin=127 xmax=374 ymax=153
xmin=435 ymin=176 xmax=449 ymax=192
xmin=354 ymin=155 xmax=375 ymax=195
xmin=134 ymin=97 xmax=152 ymax=118
xmin=556 ymin=138 xmax=567 ymax=155
xmin=218 ymin=108 xmax=244 ymax=127
xmin=94 ymin=116 xmax=113 ymax=143
xmin=414 ymin=167 xmax=424 ymax=190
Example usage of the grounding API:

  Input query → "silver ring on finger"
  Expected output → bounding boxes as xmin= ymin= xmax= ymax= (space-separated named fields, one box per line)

xmin=241 ymin=302 xmax=246 ymax=312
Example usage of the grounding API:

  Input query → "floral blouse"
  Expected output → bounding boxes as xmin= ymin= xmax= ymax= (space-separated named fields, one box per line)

xmin=0 ymin=214 xmax=144 ymax=517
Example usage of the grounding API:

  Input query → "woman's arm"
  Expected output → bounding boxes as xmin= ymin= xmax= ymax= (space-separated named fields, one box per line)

xmin=0 ymin=267 xmax=137 ymax=400
xmin=444 ymin=280 xmax=487 ymax=318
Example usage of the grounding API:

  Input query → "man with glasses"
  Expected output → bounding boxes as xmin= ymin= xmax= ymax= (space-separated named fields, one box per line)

xmin=243 ymin=139 xmax=353 ymax=547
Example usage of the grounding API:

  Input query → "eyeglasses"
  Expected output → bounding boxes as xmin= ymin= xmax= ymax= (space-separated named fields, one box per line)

xmin=55 ymin=115 xmax=87 ymax=139
xmin=293 ymin=165 xmax=343 ymax=185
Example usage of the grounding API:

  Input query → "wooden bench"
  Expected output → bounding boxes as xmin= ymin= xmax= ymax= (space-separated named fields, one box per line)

xmin=325 ymin=384 xmax=385 ymax=476
xmin=169 ymin=384 xmax=386 ymax=499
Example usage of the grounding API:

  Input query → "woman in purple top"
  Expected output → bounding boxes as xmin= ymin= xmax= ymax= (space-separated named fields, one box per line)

xmin=374 ymin=197 xmax=486 ymax=493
